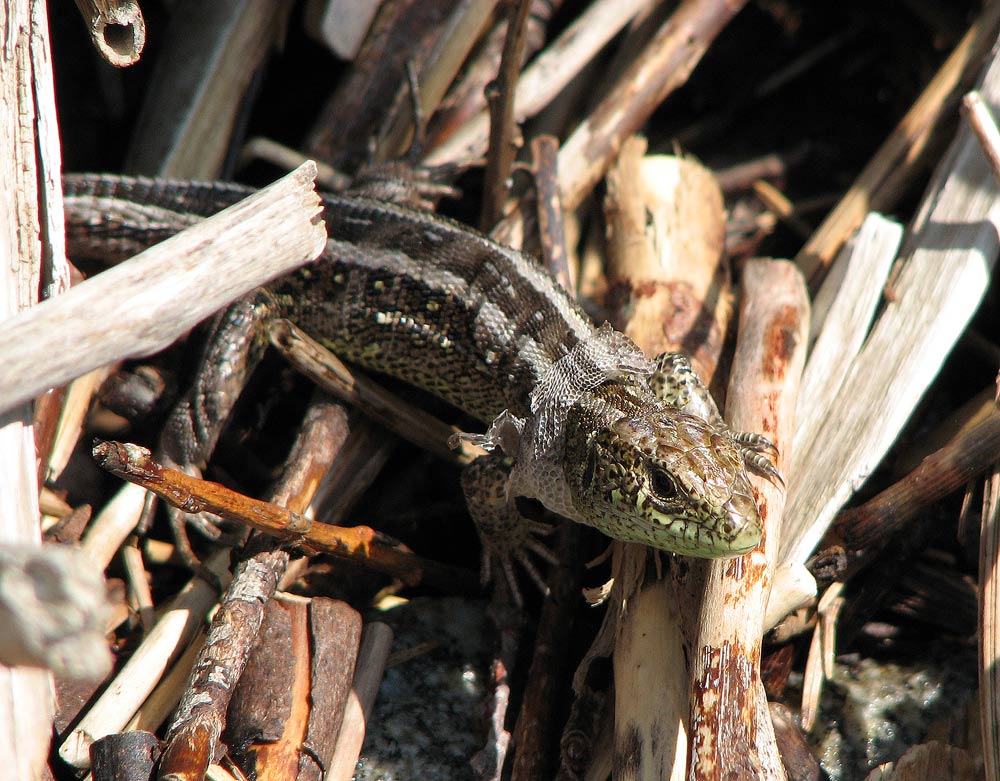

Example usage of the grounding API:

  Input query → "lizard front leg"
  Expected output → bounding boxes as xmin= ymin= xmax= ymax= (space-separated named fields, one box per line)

xmin=158 ymin=292 xmax=274 ymax=564
xmin=460 ymin=452 xmax=559 ymax=604
xmin=650 ymin=352 xmax=782 ymax=485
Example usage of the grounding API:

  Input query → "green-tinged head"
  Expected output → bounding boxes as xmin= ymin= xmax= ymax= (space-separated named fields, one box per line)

xmin=564 ymin=402 xmax=763 ymax=557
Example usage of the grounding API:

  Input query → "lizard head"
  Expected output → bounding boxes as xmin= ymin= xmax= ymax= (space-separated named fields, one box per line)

xmin=564 ymin=406 xmax=763 ymax=557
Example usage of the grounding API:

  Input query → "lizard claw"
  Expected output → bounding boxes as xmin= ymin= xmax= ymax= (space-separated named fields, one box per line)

xmin=477 ymin=522 xmax=557 ymax=607
xmin=732 ymin=432 xmax=784 ymax=487
xmin=461 ymin=454 xmax=560 ymax=605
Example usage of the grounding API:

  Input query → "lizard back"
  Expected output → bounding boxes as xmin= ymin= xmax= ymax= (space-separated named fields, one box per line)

xmin=63 ymin=174 xmax=596 ymax=422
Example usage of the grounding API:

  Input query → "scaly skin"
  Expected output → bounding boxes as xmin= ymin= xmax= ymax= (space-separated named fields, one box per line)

xmin=63 ymin=173 xmax=777 ymax=582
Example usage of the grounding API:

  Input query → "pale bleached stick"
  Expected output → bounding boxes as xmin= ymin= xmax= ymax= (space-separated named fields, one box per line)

xmin=806 ymin=213 xmax=902 ymax=343
xmin=687 ymin=260 xmax=809 ymax=780
xmin=124 ymin=630 xmax=205 ymax=734
xmin=780 ymin=39 xmax=1000 ymax=567
xmin=962 ymin=90 xmax=1000 ymax=185
xmin=0 ymin=2 xmax=67 ymax=776
xmin=0 ymin=161 xmax=326 ymax=415
xmin=79 ymin=481 xmax=148 ymax=570
xmin=424 ymin=0 xmax=657 ymax=166
xmin=778 ymin=213 xmax=901 ymax=568
xmin=46 ymin=366 xmax=113 ymax=482
xmin=979 ymin=467 xmax=1000 ymax=781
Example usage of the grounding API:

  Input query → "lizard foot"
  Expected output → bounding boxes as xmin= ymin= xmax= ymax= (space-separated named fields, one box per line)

xmin=461 ymin=454 xmax=560 ymax=606
xmin=477 ymin=519 xmax=559 ymax=606
xmin=732 ymin=431 xmax=784 ymax=487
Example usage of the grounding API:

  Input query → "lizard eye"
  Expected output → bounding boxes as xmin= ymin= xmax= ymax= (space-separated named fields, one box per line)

xmin=647 ymin=465 xmax=678 ymax=500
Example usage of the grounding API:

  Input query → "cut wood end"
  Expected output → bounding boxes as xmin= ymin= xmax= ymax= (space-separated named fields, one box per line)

xmin=81 ymin=1 xmax=146 ymax=67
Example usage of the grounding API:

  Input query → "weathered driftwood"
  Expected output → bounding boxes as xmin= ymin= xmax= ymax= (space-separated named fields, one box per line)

xmin=601 ymin=145 xmax=729 ymax=781
xmin=0 ymin=162 xmax=326 ymax=415
xmin=686 ymin=259 xmax=808 ymax=781
xmin=766 ymin=212 xmax=902 ymax=612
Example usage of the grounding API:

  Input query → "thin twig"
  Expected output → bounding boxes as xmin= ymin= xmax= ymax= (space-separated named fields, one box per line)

xmin=92 ymin=440 xmax=475 ymax=591
xmin=481 ymin=0 xmax=533 ymax=229
xmin=531 ymin=135 xmax=572 ymax=291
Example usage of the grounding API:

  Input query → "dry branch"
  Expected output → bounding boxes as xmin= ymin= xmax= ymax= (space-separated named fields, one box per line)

xmin=425 ymin=0 xmax=657 ymax=166
xmin=0 ymin=1 xmax=65 ymax=774
xmin=687 ymin=260 xmax=809 ymax=781
xmin=492 ymin=0 xmax=748 ymax=247
xmin=155 ymin=395 xmax=349 ymax=780
xmin=831 ymin=404 xmax=1000 ymax=569
xmin=268 ymin=318 xmax=483 ymax=465
xmin=531 ymin=135 xmax=573 ymax=291
xmin=0 ymin=162 xmax=325 ymax=415
xmin=979 ymin=464 xmax=1000 ymax=781
xmin=961 ymin=89 xmax=1000 ymax=185
xmin=481 ymin=0 xmax=533 ymax=229
xmin=375 ymin=0 xmax=503 ymax=160
xmin=93 ymin=440 xmax=473 ymax=591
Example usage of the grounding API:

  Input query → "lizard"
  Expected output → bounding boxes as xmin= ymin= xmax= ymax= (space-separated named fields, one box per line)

xmin=62 ymin=172 xmax=780 ymax=595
